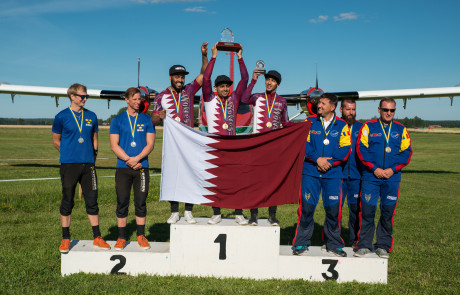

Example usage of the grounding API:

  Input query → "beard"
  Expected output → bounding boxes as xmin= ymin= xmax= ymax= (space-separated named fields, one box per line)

xmin=343 ymin=114 xmax=356 ymax=125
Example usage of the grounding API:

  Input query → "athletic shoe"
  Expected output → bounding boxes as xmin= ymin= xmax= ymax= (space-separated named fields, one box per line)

xmin=353 ymin=248 xmax=371 ymax=257
xmin=208 ymin=215 xmax=222 ymax=225
xmin=235 ymin=215 xmax=248 ymax=225
xmin=93 ymin=236 xmax=110 ymax=250
xmin=114 ymin=238 xmax=126 ymax=251
xmin=248 ymin=213 xmax=258 ymax=226
xmin=59 ymin=239 xmax=71 ymax=253
xmin=321 ymin=244 xmax=327 ymax=252
xmin=184 ymin=210 xmax=197 ymax=224
xmin=268 ymin=215 xmax=280 ymax=226
xmin=167 ymin=212 xmax=180 ymax=224
xmin=292 ymin=245 xmax=309 ymax=255
xmin=352 ymin=241 xmax=358 ymax=251
xmin=376 ymin=248 xmax=390 ymax=259
xmin=137 ymin=235 xmax=150 ymax=250
xmin=327 ymin=248 xmax=347 ymax=257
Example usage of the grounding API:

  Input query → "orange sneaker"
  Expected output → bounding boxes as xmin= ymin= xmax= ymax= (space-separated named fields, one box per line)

xmin=59 ymin=239 xmax=71 ymax=253
xmin=93 ymin=236 xmax=110 ymax=250
xmin=137 ymin=235 xmax=150 ymax=250
xmin=114 ymin=238 xmax=126 ymax=251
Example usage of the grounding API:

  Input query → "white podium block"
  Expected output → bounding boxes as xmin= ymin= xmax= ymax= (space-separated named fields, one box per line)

xmin=61 ymin=240 xmax=171 ymax=276
xmin=278 ymin=246 xmax=388 ymax=283
xmin=61 ymin=218 xmax=388 ymax=283
xmin=170 ymin=217 xmax=280 ymax=279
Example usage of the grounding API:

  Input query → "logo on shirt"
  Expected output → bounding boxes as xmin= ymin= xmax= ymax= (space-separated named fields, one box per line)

xmin=387 ymin=195 xmax=398 ymax=201
xmin=370 ymin=133 xmax=382 ymax=137
xmin=311 ymin=130 xmax=321 ymax=135
xmin=85 ymin=118 xmax=92 ymax=126
xmin=354 ymin=131 xmax=360 ymax=137
xmin=304 ymin=193 xmax=311 ymax=201
xmin=391 ymin=132 xmax=400 ymax=139
xmin=329 ymin=195 xmax=339 ymax=200
xmin=137 ymin=124 xmax=145 ymax=132
xmin=353 ymin=194 xmax=359 ymax=198
xmin=365 ymin=194 xmax=371 ymax=202
xmin=330 ymin=130 xmax=339 ymax=137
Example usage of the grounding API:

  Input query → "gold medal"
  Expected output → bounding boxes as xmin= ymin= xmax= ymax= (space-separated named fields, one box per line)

xmin=222 ymin=123 xmax=228 ymax=130
xmin=175 ymin=117 xmax=181 ymax=122
xmin=385 ymin=146 xmax=391 ymax=153
xmin=78 ymin=137 xmax=84 ymax=144
xmin=266 ymin=122 xmax=272 ymax=128
xmin=323 ymin=139 xmax=330 ymax=145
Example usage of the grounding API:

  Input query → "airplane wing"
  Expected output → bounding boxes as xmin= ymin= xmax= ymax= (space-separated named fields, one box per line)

xmin=0 ymin=83 xmax=125 ymax=100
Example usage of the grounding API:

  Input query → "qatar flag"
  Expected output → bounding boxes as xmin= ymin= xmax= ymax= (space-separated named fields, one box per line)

xmin=160 ymin=116 xmax=311 ymax=209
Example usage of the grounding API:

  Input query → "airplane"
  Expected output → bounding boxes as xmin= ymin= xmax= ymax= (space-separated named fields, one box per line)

xmin=1 ymin=63 xmax=459 ymax=133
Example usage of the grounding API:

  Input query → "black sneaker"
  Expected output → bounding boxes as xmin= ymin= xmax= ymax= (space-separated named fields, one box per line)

xmin=248 ymin=213 xmax=258 ymax=226
xmin=327 ymin=248 xmax=347 ymax=257
xmin=292 ymin=245 xmax=308 ymax=255
xmin=268 ymin=215 xmax=280 ymax=226
xmin=352 ymin=241 xmax=357 ymax=251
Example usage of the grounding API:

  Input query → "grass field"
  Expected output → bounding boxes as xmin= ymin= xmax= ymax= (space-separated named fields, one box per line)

xmin=0 ymin=127 xmax=459 ymax=294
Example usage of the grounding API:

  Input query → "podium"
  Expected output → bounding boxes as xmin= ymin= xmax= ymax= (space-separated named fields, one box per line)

xmin=61 ymin=218 xmax=387 ymax=283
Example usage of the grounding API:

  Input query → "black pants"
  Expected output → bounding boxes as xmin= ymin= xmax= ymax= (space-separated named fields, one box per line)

xmin=59 ymin=163 xmax=98 ymax=216
xmin=250 ymin=206 xmax=277 ymax=215
xmin=115 ymin=168 xmax=149 ymax=218
xmin=170 ymin=201 xmax=194 ymax=212
xmin=213 ymin=207 xmax=243 ymax=215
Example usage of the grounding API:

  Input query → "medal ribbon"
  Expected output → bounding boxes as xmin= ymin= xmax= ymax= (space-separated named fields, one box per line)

xmin=69 ymin=107 xmax=84 ymax=135
xmin=169 ymin=87 xmax=181 ymax=115
xmin=265 ymin=92 xmax=277 ymax=120
xmin=127 ymin=111 xmax=138 ymax=141
xmin=320 ymin=115 xmax=336 ymax=138
xmin=379 ymin=119 xmax=392 ymax=146
xmin=216 ymin=95 xmax=228 ymax=121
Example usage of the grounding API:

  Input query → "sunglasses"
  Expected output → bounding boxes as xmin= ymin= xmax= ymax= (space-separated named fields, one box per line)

xmin=74 ymin=94 xmax=89 ymax=100
xmin=381 ymin=108 xmax=396 ymax=113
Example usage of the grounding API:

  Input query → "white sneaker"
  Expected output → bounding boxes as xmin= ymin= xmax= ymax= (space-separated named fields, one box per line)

xmin=235 ymin=215 xmax=248 ymax=225
xmin=184 ymin=210 xmax=197 ymax=224
xmin=321 ymin=244 xmax=327 ymax=252
xmin=208 ymin=215 xmax=222 ymax=225
xmin=167 ymin=212 xmax=180 ymax=224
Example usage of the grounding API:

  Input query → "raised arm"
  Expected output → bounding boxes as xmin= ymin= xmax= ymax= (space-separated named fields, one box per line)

xmin=241 ymin=69 xmax=262 ymax=104
xmin=202 ymin=43 xmax=218 ymax=102
xmin=234 ymin=47 xmax=249 ymax=100
xmin=195 ymin=42 xmax=209 ymax=86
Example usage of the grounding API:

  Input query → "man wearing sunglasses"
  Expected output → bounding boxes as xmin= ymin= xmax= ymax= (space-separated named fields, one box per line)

xmin=355 ymin=97 xmax=412 ymax=259
xmin=151 ymin=42 xmax=209 ymax=225
xmin=52 ymin=83 xmax=110 ymax=253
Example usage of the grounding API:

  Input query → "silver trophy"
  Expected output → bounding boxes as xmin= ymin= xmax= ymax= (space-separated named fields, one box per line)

xmin=256 ymin=60 xmax=266 ymax=74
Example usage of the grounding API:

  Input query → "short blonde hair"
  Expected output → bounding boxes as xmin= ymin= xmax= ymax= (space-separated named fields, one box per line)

xmin=67 ymin=83 xmax=87 ymax=98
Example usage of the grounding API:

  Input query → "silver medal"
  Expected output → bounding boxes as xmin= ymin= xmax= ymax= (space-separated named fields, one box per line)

xmin=131 ymin=141 xmax=137 ymax=148
xmin=385 ymin=146 xmax=391 ymax=153
xmin=78 ymin=137 xmax=84 ymax=144
xmin=323 ymin=138 xmax=329 ymax=145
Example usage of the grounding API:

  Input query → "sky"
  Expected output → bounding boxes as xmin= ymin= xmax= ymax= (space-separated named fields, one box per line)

xmin=0 ymin=0 xmax=459 ymax=121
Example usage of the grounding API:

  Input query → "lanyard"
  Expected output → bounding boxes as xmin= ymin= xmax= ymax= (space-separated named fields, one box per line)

xmin=216 ymin=95 xmax=228 ymax=121
xmin=379 ymin=119 xmax=392 ymax=146
xmin=265 ymin=92 xmax=277 ymax=119
xmin=69 ymin=107 xmax=83 ymax=134
xmin=320 ymin=115 xmax=336 ymax=138
xmin=127 ymin=111 xmax=138 ymax=140
xmin=169 ymin=87 xmax=181 ymax=114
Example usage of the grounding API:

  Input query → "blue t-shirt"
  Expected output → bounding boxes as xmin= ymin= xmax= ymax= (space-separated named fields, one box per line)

xmin=52 ymin=107 xmax=98 ymax=163
xmin=110 ymin=112 xmax=155 ymax=168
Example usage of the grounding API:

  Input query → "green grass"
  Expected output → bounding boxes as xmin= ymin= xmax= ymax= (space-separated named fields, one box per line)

xmin=0 ymin=127 xmax=459 ymax=294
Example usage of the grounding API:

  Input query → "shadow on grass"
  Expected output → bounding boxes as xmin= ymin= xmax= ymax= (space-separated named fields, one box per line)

xmin=11 ymin=163 xmax=161 ymax=173
xmin=147 ymin=223 xmax=170 ymax=242
xmin=281 ymin=222 xmax=352 ymax=247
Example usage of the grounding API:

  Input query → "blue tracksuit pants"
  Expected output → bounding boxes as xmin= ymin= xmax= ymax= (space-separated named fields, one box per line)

xmin=293 ymin=175 xmax=345 ymax=249
xmin=357 ymin=180 xmax=400 ymax=252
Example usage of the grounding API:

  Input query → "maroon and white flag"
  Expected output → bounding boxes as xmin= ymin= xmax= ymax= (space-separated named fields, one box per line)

xmin=160 ymin=116 xmax=311 ymax=209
